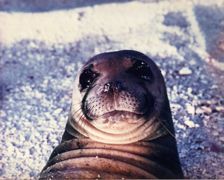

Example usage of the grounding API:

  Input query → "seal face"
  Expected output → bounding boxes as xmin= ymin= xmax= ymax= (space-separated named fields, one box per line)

xmin=81 ymin=55 xmax=153 ymax=131
xmin=66 ymin=50 xmax=172 ymax=144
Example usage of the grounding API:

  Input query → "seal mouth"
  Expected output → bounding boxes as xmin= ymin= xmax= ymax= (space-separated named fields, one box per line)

xmin=101 ymin=110 xmax=143 ymax=118
xmin=83 ymin=94 xmax=155 ymax=123
xmin=97 ymin=110 xmax=144 ymax=123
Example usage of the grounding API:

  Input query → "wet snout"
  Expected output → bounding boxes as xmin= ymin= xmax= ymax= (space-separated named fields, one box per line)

xmin=84 ymin=78 xmax=151 ymax=120
xmin=103 ymin=81 xmax=123 ymax=93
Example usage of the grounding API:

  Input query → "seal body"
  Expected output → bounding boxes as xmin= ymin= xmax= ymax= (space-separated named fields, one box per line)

xmin=40 ymin=50 xmax=183 ymax=179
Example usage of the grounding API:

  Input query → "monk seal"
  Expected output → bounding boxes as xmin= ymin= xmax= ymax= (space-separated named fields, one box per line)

xmin=40 ymin=50 xmax=184 ymax=179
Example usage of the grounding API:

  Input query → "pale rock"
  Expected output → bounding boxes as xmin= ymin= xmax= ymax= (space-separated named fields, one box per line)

xmin=186 ymin=103 xmax=195 ymax=115
xmin=178 ymin=67 xmax=192 ymax=75
xmin=177 ymin=123 xmax=186 ymax=130
xmin=54 ymin=108 xmax=62 ymax=115
xmin=45 ymin=112 xmax=54 ymax=121
xmin=212 ymin=131 xmax=219 ymax=136
xmin=189 ymin=60 xmax=196 ymax=65
xmin=187 ymin=87 xmax=193 ymax=94
xmin=161 ymin=69 xmax=166 ymax=77
xmin=215 ymin=106 xmax=224 ymax=112
xmin=34 ymin=91 xmax=44 ymax=99
xmin=0 ymin=111 xmax=6 ymax=117
xmin=184 ymin=119 xmax=195 ymax=128
xmin=196 ymin=106 xmax=212 ymax=114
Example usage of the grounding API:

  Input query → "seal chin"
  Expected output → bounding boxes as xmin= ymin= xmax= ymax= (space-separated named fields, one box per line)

xmin=91 ymin=110 xmax=146 ymax=134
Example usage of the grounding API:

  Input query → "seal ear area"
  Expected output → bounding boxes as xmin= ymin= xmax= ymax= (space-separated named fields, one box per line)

xmin=78 ymin=64 xmax=100 ymax=92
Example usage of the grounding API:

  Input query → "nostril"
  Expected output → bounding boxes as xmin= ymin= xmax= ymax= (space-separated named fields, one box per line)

xmin=103 ymin=81 xmax=123 ymax=93
xmin=114 ymin=81 xmax=122 ymax=91
xmin=103 ymin=83 xmax=111 ymax=92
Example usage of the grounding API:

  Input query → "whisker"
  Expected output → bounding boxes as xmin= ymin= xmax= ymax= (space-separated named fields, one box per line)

xmin=71 ymin=100 xmax=82 ymax=106
xmin=72 ymin=106 xmax=82 ymax=115
xmin=158 ymin=120 xmax=176 ymax=139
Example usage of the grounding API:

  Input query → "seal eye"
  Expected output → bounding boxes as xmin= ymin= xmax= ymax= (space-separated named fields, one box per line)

xmin=79 ymin=67 xmax=99 ymax=91
xmin=127 ymin=59 xmax=152 ymax=81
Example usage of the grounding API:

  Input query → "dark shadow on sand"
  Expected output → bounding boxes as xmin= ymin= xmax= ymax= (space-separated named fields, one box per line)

xmin=194 ymin=5 xmax=224 ymax=62
xmin=0 ymin=0 xmax=136 ymax=12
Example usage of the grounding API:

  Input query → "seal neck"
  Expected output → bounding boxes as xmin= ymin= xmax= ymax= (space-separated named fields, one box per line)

xmin=62 ymin=113 xmax=170 ymax=145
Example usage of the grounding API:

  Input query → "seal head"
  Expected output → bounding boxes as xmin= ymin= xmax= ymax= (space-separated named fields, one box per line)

xmin=63 ymin=50 xmax=174 ymax=144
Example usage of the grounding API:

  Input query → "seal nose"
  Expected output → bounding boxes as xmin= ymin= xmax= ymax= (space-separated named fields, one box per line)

xmin=103 ymin=81 xmax=123 ymax=93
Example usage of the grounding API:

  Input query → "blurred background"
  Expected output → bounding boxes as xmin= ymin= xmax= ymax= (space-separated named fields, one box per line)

xmin=0 ymin=0 xmax=224 ymax=178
